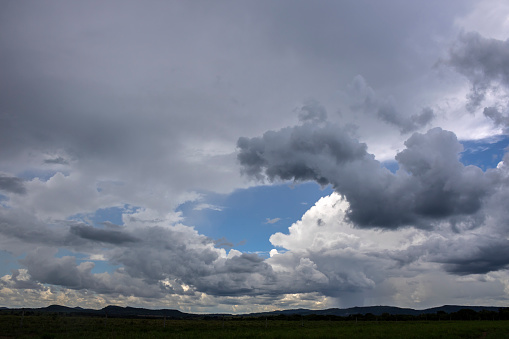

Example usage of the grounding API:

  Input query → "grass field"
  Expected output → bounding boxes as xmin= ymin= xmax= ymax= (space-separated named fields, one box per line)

xmin=1 ymin=315 xmax=509 ymax=338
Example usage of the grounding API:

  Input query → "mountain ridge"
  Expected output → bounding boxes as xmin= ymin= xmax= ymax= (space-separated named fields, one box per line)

xmin=0 ymin=304 xmax=503 ymax=318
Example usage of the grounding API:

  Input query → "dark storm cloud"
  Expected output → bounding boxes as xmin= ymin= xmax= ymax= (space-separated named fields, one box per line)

xmin=0 ymin=175 xmax=26 ymax=194
xmin=70 ymin=224 xmax=139 ymax=244
xmin=390 ymin=233 xmax=509 ymax=276
xmin=237 ymin=123 xmax=369 ymax=184
xmin=439 ymin=240 xmax=509 ymax=275
xmin=447 ymin=32 xmax=509 ymax=112
xmin=238 ymin=123 xmax=491 ymax=228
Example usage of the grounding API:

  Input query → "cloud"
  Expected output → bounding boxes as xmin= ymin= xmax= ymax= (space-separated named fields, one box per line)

xmin=348 ymin=75 xmax=435 ymax=134
xmin=446 ymin=32 xmax=509 ymax=112
xmin=238 ymin=122 xmax=492 ymax=229
xmin=265 ymin=217 xmax=281 ymax=224
xmin=70 ymin=224 xmax=139 ymax=245
xmin=434 ymin=238 xmax=509 ymax=275
xmin=44 ymin=157 xmax=69 ymax=165
xmin=0 ymin=175 xmax=26 ymax=194
xmin=193 ymin=203 xmax=223 ymax=211
xmin=267 ymin=193 xmax=416 ymax=303
xmin=483 ymin=106 xmax=509 ymax=133
xmin=298 ymin=100 xmax=328 ymax=124
xmin=214 ymin=237 xmax=234 ymax=249
xmin=1 ymin=0 xmax=509 ymax=312
xmin=267 ymin=191 xmax=509 ymax=306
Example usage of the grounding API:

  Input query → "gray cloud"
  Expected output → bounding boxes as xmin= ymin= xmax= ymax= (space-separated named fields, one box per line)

xmin=439 ymin=240 xmax=509 ymax=275
xmin=447 ymin=32 xmax=509 ymax=112
xmin=378 ymin=104 xmax=435 ymax=134
xmin=0 ymin=269 xmax=44 ymax=291
xmin=238 ymin=123 xmax=491 ymax=229
xmin=1 ymin=0 xmax=507 ymax=311
xmin=19 ymin=248 xmax=164 ymax=297
xmin=44 ymin=157 xmax=69 ymax=165
xmin=70 ymin=224 xmax=139 ymax=245
xmin=348 ymin=75 xmax=435 ymax=133
xmin=298 ymin=100 xmax=328 ymax=124
xmin=0 ymin=175 xmax=26 ymax=194
xmin=483 ymin=106 xmax=509 ymax=132
xmin=389 ymin=233 xmax=509 ymax=276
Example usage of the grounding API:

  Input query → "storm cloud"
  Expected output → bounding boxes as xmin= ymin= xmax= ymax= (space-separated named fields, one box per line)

xmin=1 ymin=0 xmax=509 ymax=313
xmin=70 ymin=224 xmax=139 ymax=245
xmin=238 ymin=123 xmax=491 ymax=229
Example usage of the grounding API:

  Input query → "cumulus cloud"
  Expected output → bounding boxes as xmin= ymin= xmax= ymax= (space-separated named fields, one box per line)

xmin=268 ymin=190 xmax=509 ymax=306
xmin=266 ymin=193 xmax=418 ymax=304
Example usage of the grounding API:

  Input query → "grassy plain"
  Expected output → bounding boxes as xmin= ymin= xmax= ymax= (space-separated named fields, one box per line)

xmin=1 ymin=315 xmax=509 ymax=338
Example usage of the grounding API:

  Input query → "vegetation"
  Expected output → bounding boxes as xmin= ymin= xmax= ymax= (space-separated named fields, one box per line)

xmin=1 ymin=309 xmax=509 ymax=338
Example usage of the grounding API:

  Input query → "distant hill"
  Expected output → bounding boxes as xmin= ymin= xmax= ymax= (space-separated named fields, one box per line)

xmin=245 ymin=305 xmax=501 ymax=317
xmin=0 ymin=304 xmax=503 ymax=319
xmin=1 ymin=305 xmax=191 ymax=318
xmin=101 ymin=305 xmax=187 ymax=318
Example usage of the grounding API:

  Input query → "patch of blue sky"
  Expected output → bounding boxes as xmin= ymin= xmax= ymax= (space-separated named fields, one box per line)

xmin=460 ymin=135 xmax=509 ymax=170
xmin=88 ymin=205 xmax=126 ymax=227
xmin=177 ymin=182 xmax=334 ymax=256
xmin=381 ymin=160 xmax=399 ymax=173
xmin=17 ymin=169 xmax=68 ymax=181
xmin=67 ymin=205 xmax=128 ymax=227
xmin=87 ymin=260 xmax=121 ymax=274
xmin=0 ymin=194 xmax=9 ymax=208
xmin=56 ymin=249 xmax=88 ymax=260
xmin=0 ymin=250 xmax=22 ymax=276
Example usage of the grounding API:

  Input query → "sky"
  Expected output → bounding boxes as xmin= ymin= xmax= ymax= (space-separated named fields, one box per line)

xmin=2 ymin=0 xmax=509 ymax=314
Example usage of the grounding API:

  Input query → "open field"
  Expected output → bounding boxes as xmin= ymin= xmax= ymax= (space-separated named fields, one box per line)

xmin=1 ymin=315 xmax=509 ymax=338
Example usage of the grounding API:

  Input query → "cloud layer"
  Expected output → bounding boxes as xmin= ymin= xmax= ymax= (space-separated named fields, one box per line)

xmin=238 ymin=123 xmax=494 ymax=229
xmin=2 ymin=0 xmax=509 ymax=313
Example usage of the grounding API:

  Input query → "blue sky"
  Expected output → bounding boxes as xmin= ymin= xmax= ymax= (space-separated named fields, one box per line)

xmin=2 ymin=0 xmax=509 ymax=314
xmin=179 ymin=183 xmax=334 ymax=255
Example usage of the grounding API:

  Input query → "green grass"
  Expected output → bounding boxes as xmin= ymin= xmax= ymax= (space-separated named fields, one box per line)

xmin=1 ymin=315 xmax=509 ymax=338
